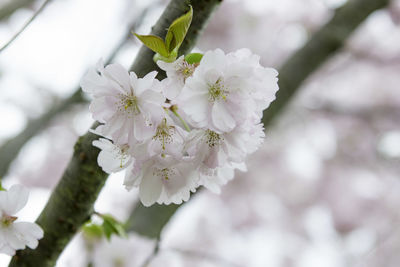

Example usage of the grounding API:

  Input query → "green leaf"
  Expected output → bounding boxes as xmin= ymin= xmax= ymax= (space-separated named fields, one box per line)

xmin=0 ymin=180 xmax=5 ymax=191
xmin=82 ymin=222 xmax=103 ymax=239
xmin=185 ymin=53 xmax=203 ymax=64
xmin=153 ymin=50 xmax=178 ymax=63
xmin=165 ymin=5 xmax=193 ymax=53
xmin=101 ymin=214 xmax=127 ymax=241
xmin=134 ymin=33 xmax=169 ymax=57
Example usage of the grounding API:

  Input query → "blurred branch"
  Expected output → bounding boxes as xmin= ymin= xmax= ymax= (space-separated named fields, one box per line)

xmin=0 ymin=0 xmax=52 ymax=53
xmin=262 ymin=0 xmax=389 ymax=126
xmin=0 ymin=5 xmax=149 ymax=180
xmin=0 ymin=0 xmax=35 ymax=21
xmin=347 ymin=47 xmax=400 ymax=66
xmin=0 ymin=90 xmax=85 ymax=178
xmin=126 ymin=0 xmax=390 ymax=241
xmin=315 ymin=103 xmax=400 ymax=120
xmin=9 ymin=0 xmax=221 ymax=266
xmin=140 ymin=238 xmax=160 ymax=267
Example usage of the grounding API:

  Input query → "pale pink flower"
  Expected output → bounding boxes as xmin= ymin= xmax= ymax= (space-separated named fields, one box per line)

xmin=0 ymin=185 xmax=44 ymax=256
xmin=124 ymin=155 xmax=197 ymax=207
xmin=157 ymin=56 xmax=198 ymax=100
xmin=81 ymin=61 xmax=166 ymax=144
xmin=178 ymin=48 xmax=278 ymax=133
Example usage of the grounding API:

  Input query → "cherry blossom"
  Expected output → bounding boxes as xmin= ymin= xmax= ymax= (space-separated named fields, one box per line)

xmin=0 ymin=185 xmax=44 ymax=256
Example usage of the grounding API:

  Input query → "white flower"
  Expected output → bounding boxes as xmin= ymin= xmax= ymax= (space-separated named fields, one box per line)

xmin=157 ymin=56 xmax=198 ymax=100
xmin=0 ymin=185 xmax=44 ymax=256
xmin=92 ymin=138 xmax=133 ymax=174
xmin=185 ymin=124 xmax=264 ymax=170
xmin=124 ymin=155 xmax=197 ymax=207
xmin=80 ymin=61 xmax=166 ymax=143
xmin=131 ymin=114 xmax=187 ymax=161
xmin=179 ymin=48 xmax=278 ymax=133
xmin=199 ymin=163 xmax=247 ymax=194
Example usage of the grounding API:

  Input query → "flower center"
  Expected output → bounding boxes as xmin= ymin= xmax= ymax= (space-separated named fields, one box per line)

xmin=118 ymin=93 xmax=140 ymax=115
xmin=153 ymin=118 xmax=175 ymax=150
xmin=1 ymin=215 xmax=17 ymax=227
xmin=204 ymin=129 xmax=223 ymax=147
xmin=177 ymin=60 xmax=197 ymax=81
xmin=113 ymin=144 xmax=130 ymax=168
xmin=208 ymin=78 xmax=228 ymax=102
xmin=154 ymin=168 xmax=175 ymax=180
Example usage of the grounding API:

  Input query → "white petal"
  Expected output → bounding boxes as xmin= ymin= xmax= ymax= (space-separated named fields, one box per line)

xmin=139 ymin=170 xmax=162 ymax=207
xmin=80 ymin=69 xmax=108 ymax=94
xmin=3 ymin=227 xmax=25 ymax=250
xmin=203 ymin=146 xmax=220 ymax=169
xmin=140 ymin=89 xmax=165 ymax=106
xmin=1 ymin=184 xmax=29 ymax=215
xmin=0 ymin=243 xmax=15 ymax=256
xmin=180 ymin=93 xmax=209 ymax=126
xmin=211 ymin=101 xmax=236 ymax=132
xmin=201 ymin=49 xmax=226 ymax=71
xmin=136 ymin=71 xmax=158 ymax=95
xmin=97 ymin=150 xmax=121 ymax=174
xmin=123 ymin=163 xmax=142 ymax=191
xmin=13 ymin=222 xmax=44 ymax=249
xmin=103 ymin=63 xmax=131 ymax=92
xmin=133 ymin=115 xmax=155 ymax=141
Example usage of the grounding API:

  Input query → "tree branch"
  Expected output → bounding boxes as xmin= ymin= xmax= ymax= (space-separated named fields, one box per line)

xmin=262 ymin=0 xmax=390 ymax=126
xmin=0 ymin=0 xmax=52 ymax=53
xmin=0 ymin=0 xmax=35 ymax=21
xmin=125 ymin=0 xmax=390 ymax=240
xmin=9 ymin=0 xmax=221 ymax=266
xmin=0 ymin=90 xmax=85 ymax=179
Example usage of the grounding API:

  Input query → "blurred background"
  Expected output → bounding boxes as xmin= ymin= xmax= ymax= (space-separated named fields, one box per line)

xmin=1 ymin=0 xmax=400 ymax=266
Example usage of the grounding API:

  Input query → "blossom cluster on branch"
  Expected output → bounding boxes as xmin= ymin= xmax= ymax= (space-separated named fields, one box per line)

xmin=81 ymin=48 xmax=279 ymax=206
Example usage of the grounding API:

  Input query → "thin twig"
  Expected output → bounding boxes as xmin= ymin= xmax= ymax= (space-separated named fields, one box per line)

xmin=140 ymin=237 xmax=160 ymax=267
xmin=0 ymin=0 xmax=52 ymax=53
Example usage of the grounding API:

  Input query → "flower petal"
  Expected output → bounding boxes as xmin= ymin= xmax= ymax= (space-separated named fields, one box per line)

xmin=1 ymin=184 xmax=29 ymax=215
xmin=139 ymin=170 xmax=162 ymax=207
xmin=211 ymin=101 xmax=236 ymax=132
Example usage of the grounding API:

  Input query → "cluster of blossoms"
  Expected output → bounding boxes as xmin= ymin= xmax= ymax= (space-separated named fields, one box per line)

xmin=0 ymin=185 xmax=43 ymax=255
xmin=81 ymin=48 xmax=279 ymax=206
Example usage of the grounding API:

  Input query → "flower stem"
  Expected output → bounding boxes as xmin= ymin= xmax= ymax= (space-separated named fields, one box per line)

xmin=171 ymin=106 xmax=191 ymax=132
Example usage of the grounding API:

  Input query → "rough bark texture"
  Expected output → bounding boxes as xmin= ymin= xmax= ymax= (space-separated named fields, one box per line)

xmin=10 ymin=124 xmax=105 ymax=267
xmin=9 ymin=0 xmax=221 ymax=266
xmin=126 ymin=0 xmax=389 ymax=240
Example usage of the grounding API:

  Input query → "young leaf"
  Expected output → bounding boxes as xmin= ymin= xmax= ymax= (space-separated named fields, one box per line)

xmin=153 ymin=50 xmax=178 ymax=63
xmin=134 ymin=33 xmax=169 ymax=57
xmin=101 ymin=214 xmax=127 ymax=241
xmin=82 ymin=222 xmax=103 ymax=239
xmin=0 ymin=180 xmax=5 ymax=191
xmin=185 ymin=53 xmax=203 ymax=64
xmin=165 ymin=5 xmax=193 ymax=53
